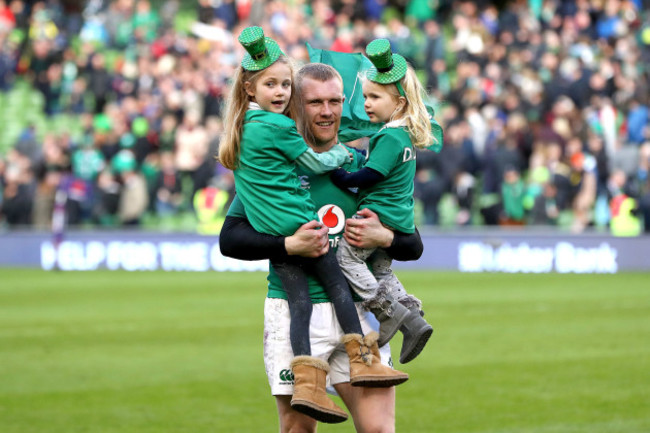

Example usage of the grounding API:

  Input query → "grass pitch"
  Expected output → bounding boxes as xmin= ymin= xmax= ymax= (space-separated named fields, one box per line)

xmin=0 ymin=270 xmax=649 ymax=433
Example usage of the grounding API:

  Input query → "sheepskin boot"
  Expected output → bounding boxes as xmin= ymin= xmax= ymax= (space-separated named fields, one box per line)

xmin=342 ymin=332 xmax=409 ymax=387
xmin=398 ymin=305 xmax=433 ymax=364
xmin=290 ymin=356 xmax=348 ymax=424
xmin=364 ymin=285 xmax=411 ymax=348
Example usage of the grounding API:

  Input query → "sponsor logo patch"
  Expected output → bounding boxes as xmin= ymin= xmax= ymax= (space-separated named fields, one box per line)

xmin=317 ymin=205 xmax=345 ymax=235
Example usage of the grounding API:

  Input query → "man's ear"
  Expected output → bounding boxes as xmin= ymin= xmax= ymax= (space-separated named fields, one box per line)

xmin=244 ymin=81 xmax=255 ymax=97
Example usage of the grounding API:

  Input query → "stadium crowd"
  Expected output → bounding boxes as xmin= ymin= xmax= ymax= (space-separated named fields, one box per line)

xmin=0 ymin=0 xmax=649 ymax=234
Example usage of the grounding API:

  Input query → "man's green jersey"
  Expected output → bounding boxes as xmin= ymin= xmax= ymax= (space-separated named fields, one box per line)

xmin=227 ymin=144 xmax=363 ymax=302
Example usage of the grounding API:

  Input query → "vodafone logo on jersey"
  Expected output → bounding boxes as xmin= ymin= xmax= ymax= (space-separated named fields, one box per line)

xmin=317 ymin=205 xmax=346 ymax=234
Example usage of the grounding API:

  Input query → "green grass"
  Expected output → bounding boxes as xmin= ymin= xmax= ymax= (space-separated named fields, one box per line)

xmin=0 ymin=270 xmax=649 ymax=432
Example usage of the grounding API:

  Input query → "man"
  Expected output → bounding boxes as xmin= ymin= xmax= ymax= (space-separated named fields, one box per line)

xmin=219 ymin=63 xmax=423 ymax=433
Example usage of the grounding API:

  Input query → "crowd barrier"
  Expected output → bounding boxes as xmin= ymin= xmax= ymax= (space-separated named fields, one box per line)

xmin=1 ymin=229 xmax=648 ymax=273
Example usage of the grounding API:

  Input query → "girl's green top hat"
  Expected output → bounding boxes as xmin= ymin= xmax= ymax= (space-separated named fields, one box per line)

xmin=238 ymin=26 xmax=284 ymax=71
xmin=365 ymin=39 xmax=408 ymax=87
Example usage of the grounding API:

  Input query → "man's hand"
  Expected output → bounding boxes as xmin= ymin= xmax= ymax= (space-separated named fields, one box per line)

xmin=344 ymin=208 xmax=393 ymax=249
xmin=285 ymin=220 xmax=330 ymax=257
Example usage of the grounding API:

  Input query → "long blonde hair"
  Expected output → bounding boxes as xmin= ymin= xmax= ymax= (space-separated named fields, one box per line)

xmin=383 ymin=66 xmax=434 ymax=149
xmin=218 ymin=56 xmax=298 ymax=170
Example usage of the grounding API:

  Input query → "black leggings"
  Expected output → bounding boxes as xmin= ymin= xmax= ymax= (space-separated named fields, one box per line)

xmin=272 ymin=249 xmax=363 ymax=356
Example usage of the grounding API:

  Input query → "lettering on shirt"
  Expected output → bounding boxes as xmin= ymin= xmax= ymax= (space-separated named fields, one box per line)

xmin=402 ymin=147 xmax=416 ymax=163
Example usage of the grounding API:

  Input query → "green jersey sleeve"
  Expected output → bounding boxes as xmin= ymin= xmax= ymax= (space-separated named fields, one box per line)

xmin=295 ymin=144 xmax=350 ymax=174
xmin=364 ymin=132 xmax=404 ymax=176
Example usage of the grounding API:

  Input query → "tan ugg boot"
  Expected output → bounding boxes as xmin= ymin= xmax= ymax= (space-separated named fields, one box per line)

xmin=342 ymin=332 xmax=409 ymax=387
xmin=290 ymin=356 xmax=348 ymax=424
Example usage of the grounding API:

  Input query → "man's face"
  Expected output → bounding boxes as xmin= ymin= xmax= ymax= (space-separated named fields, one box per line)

xmin=300 ymin=77 xmax=344 ymax=148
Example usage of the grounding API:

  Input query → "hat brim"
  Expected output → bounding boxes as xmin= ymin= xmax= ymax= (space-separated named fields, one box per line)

xmin=241 ymin=37 xmax=283 ymax=71
xmin=366 ymin=53 xmax=407 ymax=84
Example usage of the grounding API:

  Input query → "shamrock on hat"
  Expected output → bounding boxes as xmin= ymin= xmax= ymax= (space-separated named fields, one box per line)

xmin=365 ymin=39 xmax=408 ymax=85
xmin=238 ymin=26 xmax=284 ymax=71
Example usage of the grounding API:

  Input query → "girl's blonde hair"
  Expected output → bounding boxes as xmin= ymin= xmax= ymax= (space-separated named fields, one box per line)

xmin=218 ymin=56 xmax=298 ymax=170
xmin=382 ymin=66 xmax=434 ymax=149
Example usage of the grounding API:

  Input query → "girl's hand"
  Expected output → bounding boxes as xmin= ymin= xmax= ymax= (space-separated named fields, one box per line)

xmin=285 ymin=220 xmax=330 ymax=257
xmin=344 ymin=208 xmax=393 ymax=249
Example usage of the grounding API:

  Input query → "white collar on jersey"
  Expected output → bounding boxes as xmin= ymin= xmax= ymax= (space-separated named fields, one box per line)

xmin=248 ymin=102 xmax=263 ymax=111
xmin=381 ymin=117 xmax=407 ymax=131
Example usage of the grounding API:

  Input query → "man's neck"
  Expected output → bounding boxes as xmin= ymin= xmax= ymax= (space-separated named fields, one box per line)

xmin=308 ymin=139 xmax=339 ymax=153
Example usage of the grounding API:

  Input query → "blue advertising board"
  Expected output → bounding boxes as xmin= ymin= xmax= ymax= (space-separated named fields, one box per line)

xmin=0 ymin=230 xmax=648 ymax=273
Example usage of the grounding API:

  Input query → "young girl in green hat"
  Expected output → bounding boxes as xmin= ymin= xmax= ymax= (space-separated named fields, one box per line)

xmin=331 ymin=38 xmax=436 ymax=364
xmin=218 ymin=27 xmax=408 ymax=424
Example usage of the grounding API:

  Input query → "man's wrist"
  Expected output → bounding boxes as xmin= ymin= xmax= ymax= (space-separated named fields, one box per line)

xmin=381 ymin=229 xmax=395 ymax=249
xmin=283 ymin=236 xmax=295 ymax=255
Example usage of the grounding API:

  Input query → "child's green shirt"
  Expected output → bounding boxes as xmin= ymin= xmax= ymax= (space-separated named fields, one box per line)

xmin=234 ymin=110 xmax=348 ymax=237
xmin=360 ymin=126 xmax=416 ymax=234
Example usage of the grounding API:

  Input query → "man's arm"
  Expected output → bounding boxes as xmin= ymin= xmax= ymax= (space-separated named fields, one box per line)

xmin=386 ymin=228 xmax=423 ymax=261
xmin=344 ymin=208 xmax=423 ymax=261
xmin=219 ymin=216 xmax=329 ymax=260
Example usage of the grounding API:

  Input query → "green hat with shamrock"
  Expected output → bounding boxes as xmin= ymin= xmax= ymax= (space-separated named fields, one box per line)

xmin=238 ymin=26 xmax=283 ymax=71
xmin=365 ymin=39 xmax=407 ymax=88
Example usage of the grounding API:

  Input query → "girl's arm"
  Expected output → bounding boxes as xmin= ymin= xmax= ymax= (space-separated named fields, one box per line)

xmin=294 ymin=144 xmax=352 ymax=174
xmin=330 ymin=166 xmax=385 ymax=189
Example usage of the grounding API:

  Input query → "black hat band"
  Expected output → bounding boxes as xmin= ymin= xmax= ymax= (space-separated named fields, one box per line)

xmin=376 ymin=60 xmax=394 ymax=73
xmin=252 ymin=49 xmax=269 ymax=61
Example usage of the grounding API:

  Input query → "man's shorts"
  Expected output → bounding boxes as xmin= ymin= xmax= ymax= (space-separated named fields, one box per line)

xmin=263 ymin=297 xmax=394 ymax=396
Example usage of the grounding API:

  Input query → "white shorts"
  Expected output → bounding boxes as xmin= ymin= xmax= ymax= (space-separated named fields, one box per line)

xmin=263 ymin=297 xmax=394 ymax=396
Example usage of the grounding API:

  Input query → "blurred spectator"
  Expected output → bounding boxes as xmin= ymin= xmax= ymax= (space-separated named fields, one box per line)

xmin=174 ymin=109 xmax=210 ymax=204
xmin=87 ymin=52 xmax=112 ymax=114
xmin=67 ymin=133 xmax=105 ymax=224
xmin=32 ymin=133 xmax=69 ymax=228
xmin=1 ymin=149 xmax=35 ymax=226
xmin=529 ymin=178 xmax=559 ymax=226
xmin=132 ymin=0 xmax=160 ymax=44
xmin=154 ymin=150 xmax=182 ymax=217
xmin=500 ymin=166 xmax=525 ymax=225
xmin=112 ymin=149 xmax=148 ymax=225
xmin=607 ymin=169 xmax=642 ymax=236
xmin=565 ymin=137 xmax=597 ymax=232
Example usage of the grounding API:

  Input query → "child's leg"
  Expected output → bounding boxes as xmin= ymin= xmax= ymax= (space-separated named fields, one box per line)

xmin=335 ymin=237 xmax=380 ymax=300
xmin=271 ymin=258 xmax=312 ymax=356
xmin=366 ymin=249 xmax=407 ymax=300
xmin=311 ymin=250 xmax=409 ymax=387
xmin=273 ymin=261 xmax=349 ymax=423
xmin=366 ymin=250 xmax=433 ymax=364
xmin=307 ymin=249 xmax=363 ymax=335
xmin=367 ymin=249 xmax=426 ymax=311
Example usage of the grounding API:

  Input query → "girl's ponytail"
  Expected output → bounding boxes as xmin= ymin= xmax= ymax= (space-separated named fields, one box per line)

xmin=400 ymin=68 xmax=435 ymax=150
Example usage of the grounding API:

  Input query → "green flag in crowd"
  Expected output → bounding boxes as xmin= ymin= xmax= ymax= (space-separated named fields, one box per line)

xmin=306 ymin=43 xmax=443 ymax=152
